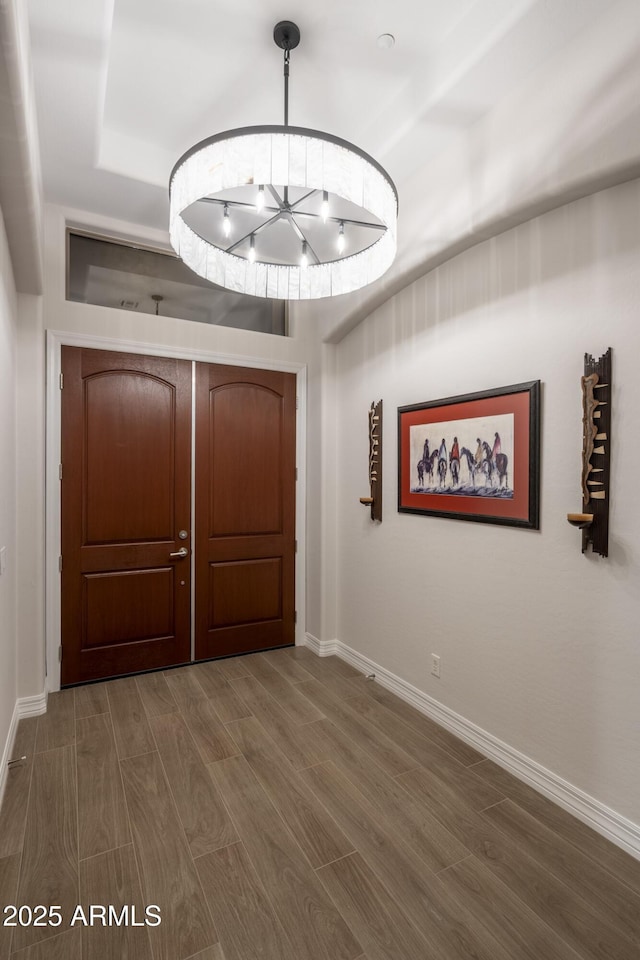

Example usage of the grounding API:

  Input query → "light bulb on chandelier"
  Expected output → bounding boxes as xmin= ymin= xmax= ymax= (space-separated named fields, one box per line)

xmin=321 ymin=190 xmax=330 ymax=223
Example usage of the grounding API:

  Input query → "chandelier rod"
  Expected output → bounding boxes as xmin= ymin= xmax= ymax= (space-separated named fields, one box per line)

xmin=199 ymin=189 xmax=315 ymax=215
xmin=274 ymin=21 xmax=301 ymax=205
xmin=295 ymin=212 xmax=386 ymax=231
xmin=267 ymin=184 xmax=285 ymax=208
xmin=273 ymin=21 xmax=301 ymax=127
xmin=225 ymin=209 xmax=282 ymax=255
xmin=283 ymin=48 xmax=289 ymax=202
xmin=199 ymin=197 xmax=282 ymax=214
xmin=284 ymin=45 xmax=290 ymax=127
xmin=287 ymin=215 xmax=321 ymax=265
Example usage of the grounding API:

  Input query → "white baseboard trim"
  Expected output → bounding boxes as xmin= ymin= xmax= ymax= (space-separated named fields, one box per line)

xmin=303 ymin=633 xmax=339 ymax=657
xmin=0 ymin=691 xmax=47 ymax=812
xmin=0 ymin=702 xmax=21 ymax=813
xmin=303 ymin=633 xmax=640 ymax=861
xmin=17 ymin=691 xmax=48 ymax=719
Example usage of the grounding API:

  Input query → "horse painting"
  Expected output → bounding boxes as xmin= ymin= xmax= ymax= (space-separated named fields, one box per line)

xmin=410 ymin=418 xmax=513 ymax=499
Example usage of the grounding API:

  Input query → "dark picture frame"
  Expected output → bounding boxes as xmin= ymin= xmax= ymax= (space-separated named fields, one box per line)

xmin=398 ymin=380 xmax=540 ymax=528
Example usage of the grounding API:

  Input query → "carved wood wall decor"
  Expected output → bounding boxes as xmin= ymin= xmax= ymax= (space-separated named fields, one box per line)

xmin=567 ymin=348 xmax=611 ymax=557
xmin=359 ymin=399 xmax=383 ymax=521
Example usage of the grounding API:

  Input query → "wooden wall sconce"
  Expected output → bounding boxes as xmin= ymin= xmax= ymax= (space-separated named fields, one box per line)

xmin=359 ymin=400 xmax=382 ymax=521
xmin=567 ymin=348 xmax=611 ymax=557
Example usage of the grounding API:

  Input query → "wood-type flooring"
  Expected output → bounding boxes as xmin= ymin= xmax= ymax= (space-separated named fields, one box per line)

xmin=1 ymin=647 xmax=639 ymax=959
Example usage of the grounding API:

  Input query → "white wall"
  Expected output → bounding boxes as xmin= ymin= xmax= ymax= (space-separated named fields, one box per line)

xmin=295 ymin=0 xmax=640 ymax=344
xmin=0 ymin=208 xmax=18 ymax=761
xmin=15 ymin=203 xmax=335 ymax=697
xmin=0 ymin=0 xmax=44 ymax=293
xmin=16 ymin=291 xmax=44 ymax=699
xmin=336 ymin=178 xmax=640 ymax=827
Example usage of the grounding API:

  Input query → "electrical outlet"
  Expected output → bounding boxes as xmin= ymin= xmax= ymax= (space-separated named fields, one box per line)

xmin=431 ymin=653 xmax=441 ymax=678
xmin=0 ymin=546 xmax=6 ymax=576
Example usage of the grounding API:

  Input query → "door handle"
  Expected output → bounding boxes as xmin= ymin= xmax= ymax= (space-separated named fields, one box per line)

xmin=169 ymin=547 xmax=189 ymax=558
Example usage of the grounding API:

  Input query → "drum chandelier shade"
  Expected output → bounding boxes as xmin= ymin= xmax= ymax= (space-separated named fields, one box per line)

xmin=169 ymin=21 xmax=398 ymax=300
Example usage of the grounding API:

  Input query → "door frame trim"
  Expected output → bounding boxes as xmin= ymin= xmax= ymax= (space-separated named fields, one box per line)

xmin=46 ymin=329 xmax=307 ymax=692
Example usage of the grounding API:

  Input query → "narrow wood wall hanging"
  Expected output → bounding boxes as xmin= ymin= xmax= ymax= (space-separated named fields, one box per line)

xmin=359 ymin=400 xmax=383 ymax=521
xmin=567 ymin=348 xmax=612 ymax=557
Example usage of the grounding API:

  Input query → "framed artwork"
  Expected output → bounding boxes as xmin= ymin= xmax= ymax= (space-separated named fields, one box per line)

xmin=398 ymin=380 xmax=540 ymax=528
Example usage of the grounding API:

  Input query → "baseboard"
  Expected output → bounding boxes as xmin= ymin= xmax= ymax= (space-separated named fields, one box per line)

xmin=0 ymin=701 xmax=21 ymax=813
xmin=17 ymin=691 xmax=48 ymax=719
xmin=303 ymin=633 xmax=640 ymax=861
xmin=303 ymin=633 xmax=339 ymax=657
xmin=0 ymin=690 xmax=47 ymax=813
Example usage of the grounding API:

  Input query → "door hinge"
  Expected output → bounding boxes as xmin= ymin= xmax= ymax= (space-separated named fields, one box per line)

xmin=58 ymin=555 xmax=63 ymax=572
xmin=296 ymin=395 xmax=299 ymax=410
xmin=59 ymin=373 xmax=64 ymax=390
xmin=59 ymin=463 xmax=63 ymax=480
xmin=58 ymin=645 xmax=63 ymax=663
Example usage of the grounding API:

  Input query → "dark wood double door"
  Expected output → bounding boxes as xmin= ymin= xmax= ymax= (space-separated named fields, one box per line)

xmin=60 ymin=347 xmax=296 ymax=685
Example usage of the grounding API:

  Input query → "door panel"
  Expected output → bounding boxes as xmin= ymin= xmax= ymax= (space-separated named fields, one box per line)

xmin=61 ymin=347 xmax=191 ymax=684
xmin=209 ymin=384 xmax=283 ymax=536
xmin=208 ymin=558 xmax=282 ymax=627
xmin=82 ymin=569 xmax=174 ymax=647
xmin=84 ymin=373 xmax=175 ymax=543
xmin=195 ymin=363 xmax=296 ymax=658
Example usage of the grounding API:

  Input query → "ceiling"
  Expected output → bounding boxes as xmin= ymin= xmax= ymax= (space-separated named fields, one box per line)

xmin=26 ymin=0 xmax=640 ymax=332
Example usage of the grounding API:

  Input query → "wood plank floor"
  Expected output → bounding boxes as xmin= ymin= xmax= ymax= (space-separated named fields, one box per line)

xmin=2 ymin=648 xmax=640 ymax=959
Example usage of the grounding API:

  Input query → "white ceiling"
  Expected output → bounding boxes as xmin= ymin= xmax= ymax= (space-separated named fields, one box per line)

xmin=26 ymin=0 xmax=640 ymax=331
xmin=27 ymin=0 xmax=608 ymax=227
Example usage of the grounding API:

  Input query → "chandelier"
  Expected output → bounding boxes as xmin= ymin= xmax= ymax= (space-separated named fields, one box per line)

xmin=169 ymin=21 xmax=398 ymax=300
